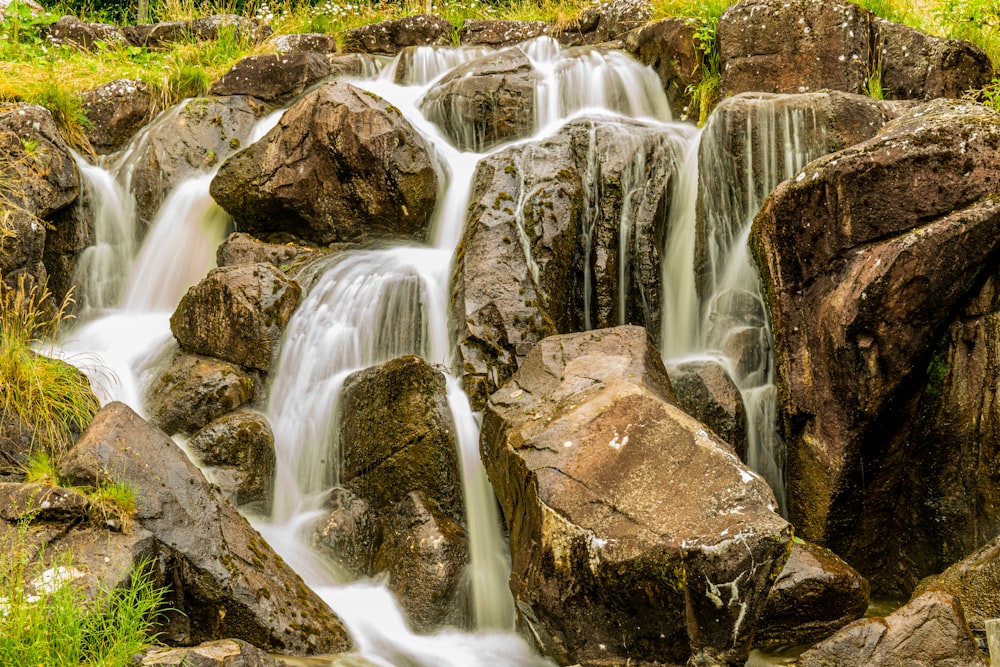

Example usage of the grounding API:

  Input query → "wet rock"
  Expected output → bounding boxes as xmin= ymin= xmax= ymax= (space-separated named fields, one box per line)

xmin=452 ymin=117 xmax=684 ymax=408
xmin=81 ymin=78 xmax=155 ymax=154
xmin=170 ymin=263 xmax=302 ymax=372
xmin=458 ymin=19 xmax=548 ymax=47
xmin=756 ymin=539 xmax=870 ymax=648
xmin=189 ymin=15 xmax=271 ymax=43
xmin=718 ymin=0 xmax=871 ymax=96
xmin=875 ymin=18 xmax=993 ymax=100
xmin=137 ymin=639 xmax=282 ymax=667
xmin=0 ymin=482 xmax=90 ymax=523
xmin=374 ymin=492 xmax=468 ymax=632
xmin=188 ymin=410 xmax=276 ymax=514
xmin=341 ymin=14 xmax=452 ymax=55
xmin=751 ymin=100 xmax=1000 ymax=594
xmin=267 ymin=32 xmax=338 ymax=55
xmin=549 ymin=0 xmax=652 ymax=46
xmin=211 ymin=82 xmax=437 ymax=246
xmin=623 ymin=17 xmax=702 ymax=119
xmin=797 ymin=588 xmax=985 ymax=667
xmin=209 ymin=53 xmax=331 ymax=104
xmin=216 ymin=232 xmax=316 ymax=269
xmin=0 ymin=104 xmax=80 ymax=218
xmin=46 ymin=15 xmax=127 ymax=50
xmin=146 ymin=352 xmax=256 ymax=437
xmin=666 ymin=359 xmax=747 ymax=458
xmin=327 ymin=53 xmax=380 ymax=79
xmin=312 ymin=488 xmax=381 ymax=575
xmin=124 ymin=20 xmax=189 ymax=48
xmin=915 ymin=533 xmax=1000 ymax=631
xmin=122 ymin=95 xmax=269 ymax=230
xmin=338 ymin=355 xmax=463 ymax=523
xmin=482 ymin=326 xmax=790 ymax=666
xmin=420 ymin=47 xmax=538 ymax=152
xmin=58 ymin=402 xmax=351 ymax=654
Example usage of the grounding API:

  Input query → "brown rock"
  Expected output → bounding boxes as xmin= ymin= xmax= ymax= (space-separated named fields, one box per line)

xmin=82 ymin=79 xmax=155 ymax=154
xmin=46 ymin=15 xmax=127 ymax=50
xmin=623 ymin=17 xmax=702 ymax=119
xmin=327 ymin=53 xmax=380 ymax=79
xmin=216 ymin=232 xmax=317 ymax=269
xmin=210 ymin=82 xmax=437 ymax=246
xmin=124 ymin=21 xmax=190 ymax=48
xmin=138 ymin=639 xmax=282 ymax=667
xmin=188 ymin=409 xmax=276 ymax=513
xmin=341 ymin=14 xmax=452 ymax=55
xmin=666 ymin=359 xmax=747 ymax=458
xmin=312 ymin=488 xmax=381 ymax=575
xmin=458 ymin=19 xmax=547 ymax=46
xmin=915 ymin=533 xmax=1000 ymax=631
xmin=209 ymin=53 xmax=331 ymax=104
xmin=189 ymin=15 xmax=271 ymax=43
xmin=267 ymin=32 xmax=338 ymax=55
xmin=0 ymin=482 xmax=90 ymax=523
xmin=549 ymin=0 xmax=651 ymax=46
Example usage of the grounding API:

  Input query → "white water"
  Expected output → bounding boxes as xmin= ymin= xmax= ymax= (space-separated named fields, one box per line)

xmin=55 ymin=38 xmax=824 ymax=667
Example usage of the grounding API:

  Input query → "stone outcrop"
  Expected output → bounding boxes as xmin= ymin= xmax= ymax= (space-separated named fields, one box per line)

xmin=57 ymin=402 xmax=351 ymax=654
xmin=145 ymin=352 xmax=256 ymax=436
xmin=752 ymin=100 xmax=1000 ymax=594
xmin=797 ymin=589 xmax=986 ymax=667
xmin=756 ymin=539 xmax=870 ymax=647
xmin=341 ymin=14 xmax=452 ymax=55
xmin=188 ymin=409 xmax=276 ymax=513
xmin=81 ymin=79 xmax=155 ymax=154
xmin=482 ymin=326 xmax=790 ymax=665
xmin=209 ymin=53 xmax=331 ymax=104
xmin=216 ymin=232 xmax=317 ymax=269
xmin=210 ymin=82 xmax=437 ymax=246
xmin=452 ymin=117 xmax=687 ymax=408
xmin=170 ymin=263 xmax=302 ymax=372
xmin=549 ymin=0 xmax=651 ymax=46
xmin=666 ymin=359 xmax=747 ymax=458
xmin=623 ymin=17 xmax=702 ymax=119
xmin=420 ymin=47 xmax=539 ymax=152
xmin=914 ymin=533 xmax=1000 ymax=631
xmin=458 ymin=19 xmax=547 ymax=46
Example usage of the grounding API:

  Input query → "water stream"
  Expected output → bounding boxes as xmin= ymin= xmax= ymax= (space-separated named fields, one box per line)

xmin=56 ymin=38 xmax=828 ymax=666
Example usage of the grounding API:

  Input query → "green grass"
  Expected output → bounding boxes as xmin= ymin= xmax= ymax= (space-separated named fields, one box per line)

xmin=0 ymin=524 xmax=165 ymax=666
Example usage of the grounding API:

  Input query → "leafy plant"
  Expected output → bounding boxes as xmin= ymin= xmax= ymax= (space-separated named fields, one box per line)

xmin=685 ymin=13 xmax=721 ymax=125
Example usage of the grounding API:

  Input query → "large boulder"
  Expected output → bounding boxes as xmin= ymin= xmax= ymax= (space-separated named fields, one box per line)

xmin=57 ymin=402 xmax=351 ymax=654
xmin=797 ymin=588 xmax=986 ymax=667
xmin=210 ymin=82 xmax=437 ymax=246
xmin=116 ymin=95 xmax=270 ymax=229
xmin=718 ymin=0 xmax=871 ymax=97
xmin=665 ymin=359 xmax=747 ymax=458
xmin=215 ymin=232 xmax=318 ymax=269
xmin=341 ymin=14 xmax=452 ymax=55
xmin=81 ymin=79 xmax=155 ymax=155
xmin=209 ymin=53 xmax=332 ymax=104
xmin=755 ymin=539 xmax=870 ymax=647
xmin=751 ymin=100 xmax=1000 ymax=594
xmin=0 ymin=104 xmax=80 ymax=219
xmin=914 ymin=534 xmax=1000 ymax=632
xmin=623 ymin=17 xmax=702 ymax=119
xmin=549 ymin=0 xmax=652 ymax=46
xmin=458 ymin=19 xmax=547 ymax=47
xmin=452 ymin=117 xmax=690 ymax=408
xmin=420 ymin=47 xmax=539 ymax=152
xmin=482 ymin=326 xmax=790 ymax=665
xmin=170 ymin=263 xmax=302 ymax=372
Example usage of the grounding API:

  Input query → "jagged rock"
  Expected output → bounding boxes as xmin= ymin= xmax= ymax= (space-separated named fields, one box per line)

xmin=373 ymin=492 xmax=468 ymax=632
xmin=188 ymin=410 xmax=276 ymax=513
xmin=0 ymin=482 xmax=90 ymax=523
xmin=120 ymin=95 xmax=269 ymax=229
xmin=797 ymin=589 xmax=986 ymax=667
xmin=751 ymin=100 xmax=1000 ymax=594
xmin=189 ymin=15 xmax=271 ymax=43
xmin=875 ymin=18 xmax=993 ymax=100
xmin=914 ymin=533 xmax=1000 ymax=631
xmin=666 ymin=359 xmax=747 ymax=458
xmin=623 ymin=17 xmax=702 ymax=119
xmin=124 ymin=20 xmax=190 ymax=48
xmin=170 ymin=263 xmax=302 ymax=372
xmin=549 ymin=0 xmax=652 ymax=46
xmin=327 ymin=53 xmax=380 ymax=79
xmin=420 ymin=47 xmax=538 ymax=152
xmin=81 ymin=79 xmax=155 ymax=154
xmin=756 ymin=540 xmax=870 ymax=648
xmin=211 ymin=82 xmax=437 ymax=245
xmin=482 ymin=326 xmax=790 ymax=665
xmin=209 ymin=53 xmax=331 ymax=104
xmin=46 ymin=15 xmax=127 ymax=49
xmin=338 ymin=355 xmax=463 ymax=523
xmin=58 ymin=402 xmax=351 ymax=654
xmin=137 ymin=639 xmax=282 ymax=667
xmin=216 ymin=232 xmax=317 ymax=269
xmin=145 ymin=352 xmax=256 ymax=437
xmin=718 ymin=0 xmax=871 ymax=96
xmin=267 ymin=32 xmax=338 ymax=55
xmin=452 ymin=117 xmax=685 ymax=408
xmin=458 ymin=19 xmax=547 ymax=46
xmin=341 ymin=14 xmax=452 ymax=55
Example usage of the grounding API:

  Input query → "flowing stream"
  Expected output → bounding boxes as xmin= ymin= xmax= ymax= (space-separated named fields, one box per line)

xmin=56 ymin=37 xmax=832 ymax=666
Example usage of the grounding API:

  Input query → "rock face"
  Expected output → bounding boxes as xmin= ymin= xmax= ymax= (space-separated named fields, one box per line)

xmin=146 ymin=352 xmax=256 ymax=437
xmin=549 ymin=0 xmax=652 ymax=46
xmin=420 ymin=47 xmax=538 ymax=152
xmin=170 ymin=263 xmax=302 ymax=372
xmin=718 ymin=0 xmax=871 ymax=96
xmin=482 ymin=326 xmax=790 ymax=665
xmin=209 ymin=53 xmax=331 ymax=104
xmin=452 ymin=117 xmax=688 ymax=408
xmin=58 ymin=402 xmax=351 ymax=654
xmin=915 ymin=534 xmax=1000 ymax=631
xmin=623 ymin=17 xmax=702 ymax=119
xmin=751 ymin=100 xmax=1000 ymax=594
xmin=120 ymin=95 xmax=269 ymax=229
xmin=797 ymin=589 xmax=986 ymax=667
xmin=211 ymin=82 xmax=437 ymax=246
xmin=756 ymin=540 xmax=870 ymax=647
xmin=81 ymin=79 xmax=155 ymax=154
xmin=666 ymin=359 xmax=747 ymax=458
xmin=341 ymin=14 xmax=452 ymax=55
xmin=458 ymin=19 xmax=547 ymax=46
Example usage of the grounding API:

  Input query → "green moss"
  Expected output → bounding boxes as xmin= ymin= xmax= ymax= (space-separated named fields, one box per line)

xmin=924 ymin=350 xmax=949 ymax=397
